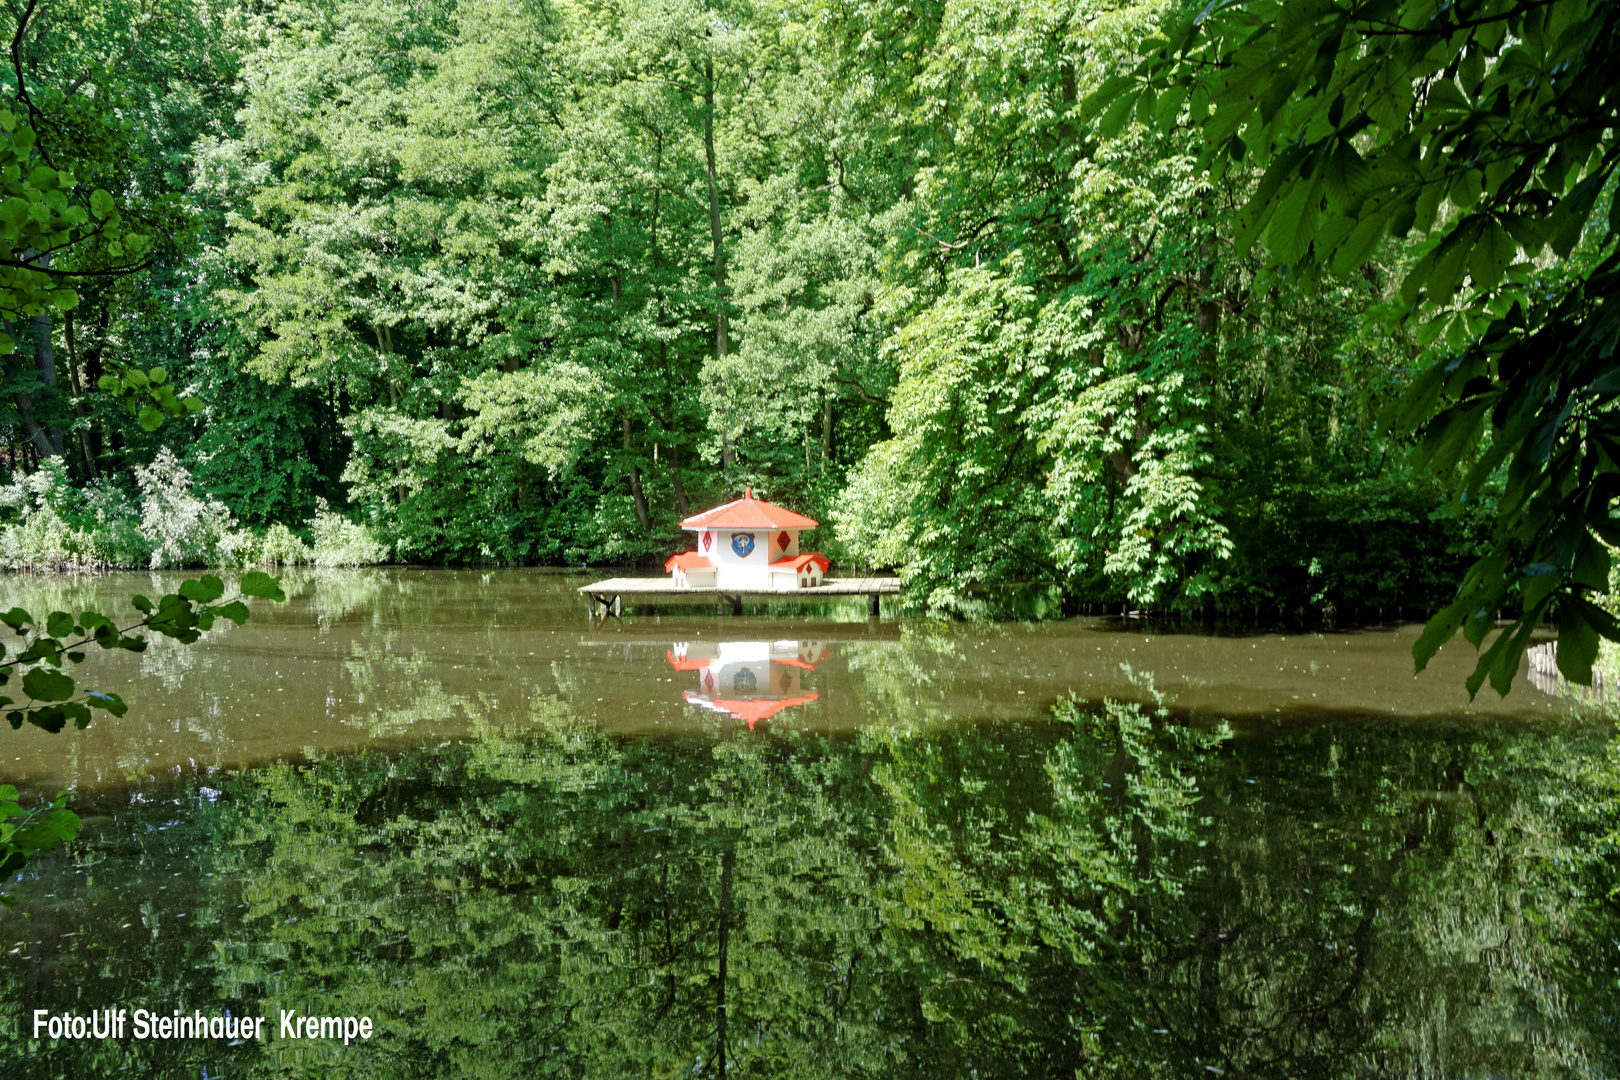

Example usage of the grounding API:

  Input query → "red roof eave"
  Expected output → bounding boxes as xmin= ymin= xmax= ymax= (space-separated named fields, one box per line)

xmin=683 ymin=691 xmax=820 ymax=728
xmin=770 ymin=551 xmax=831 ymax=573
xmin=681 ymin=488 xmax=818 ymax=530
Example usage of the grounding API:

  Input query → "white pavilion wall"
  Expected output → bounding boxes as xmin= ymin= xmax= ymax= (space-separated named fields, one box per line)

xmin=712 ymin=529 xmax=772 ymax=589
xmin=692 ymin=527 xmax=806 ymax=589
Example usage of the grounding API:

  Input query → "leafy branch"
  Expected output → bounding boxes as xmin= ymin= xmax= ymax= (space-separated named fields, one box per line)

xmin=0 ymin=785 xmax=76 ymax=908
xmin=0 ymin=571 xmax=286 ymax=734
xmin=1088 ymin=0 xmax=1620 ymax=694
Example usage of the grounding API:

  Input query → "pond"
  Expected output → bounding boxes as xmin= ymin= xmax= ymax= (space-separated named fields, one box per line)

xmin=2 ymin=570 xmax=1617 ymax=1077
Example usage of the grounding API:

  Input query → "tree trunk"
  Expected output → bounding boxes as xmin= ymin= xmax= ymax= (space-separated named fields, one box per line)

xmin=11 ymin=384 xmax=56 ymax=460
xmin=1195 ymin=230 xmax=1220 ymax=364
xmin=821 ymin=393 xmax=832 ymax=473
xmin=63 ymin=311 xmax=96 ymax=478
xmin=31 ymin=312 xmax=63 ymax=457
xmin=623 ymin=409 xmax=651 ymax=532
xmin=5 ymin=319 xmax=55 ymax=462
xmin=80 ymin=302 xmax=108 ymax=464
xmin=651 ymin=138 xmax=663 ymax=282
xmin=1107 ymin=448 xmax=1138 ymax=484
xmin=668 ymin=442 xmax=691 ymax=518
xmin=650 ymin=132 xmax=692 ymax=522
xmin=715 ymin=843 xmax=734 ymax=1076
xmin=703 ymin=59 xmax=735 ymax=469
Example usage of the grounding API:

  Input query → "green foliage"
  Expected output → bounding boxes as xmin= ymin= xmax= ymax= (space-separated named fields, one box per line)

xmin=457 ymin=366 xmax=603 ymax=476
xmin=0 ymin=0 xmax=1560 ymax=652
xmin=818 ymin=0 xmax=1471 ymax=616
xmin=1093 ymin=0 xmax=1615 ymax=330
xmin=0 ymin=785 xmax=77 ymax=908
xmin=835 ymin=260 xmax=1061 ymax=612
xmin=1098 ymin=0 xmax=1620 ymax=687
xmin=0 ymin=99 xmax=146 ymax=336
xmin=1403 ymin=239 xmax=1620 ymax=695
xmin=178 ymin=0 xmax=913 ymax=564
xmin=1219 ymin=466 xmax=1496 ymax=616
xmin=96 ymin=363 xmax=202 ymax=432
xmin=184 ymin=355 xmax=339 ymax=528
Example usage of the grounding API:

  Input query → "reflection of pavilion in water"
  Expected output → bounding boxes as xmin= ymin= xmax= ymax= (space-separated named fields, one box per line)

xmin=667 ymin=641 xmax=831 ymax=728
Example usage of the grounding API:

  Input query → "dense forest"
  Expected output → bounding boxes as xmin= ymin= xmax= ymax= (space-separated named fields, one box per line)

xmin=2 ymin=3 xmax=1618 ymax=1066
xmin=0 ymin=0 xmax=1614 ymax=635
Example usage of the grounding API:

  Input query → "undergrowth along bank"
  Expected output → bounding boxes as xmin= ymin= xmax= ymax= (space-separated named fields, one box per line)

xmin=0 ymin=454 xmax=388 ymax=571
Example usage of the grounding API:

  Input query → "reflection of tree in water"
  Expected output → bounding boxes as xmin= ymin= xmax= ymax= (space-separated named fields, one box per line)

xmin=1 ymin=699 xmax=1615 ymax=1078
xmin=844 ymin=623 xmax=979 ymax=727
xmin=206 ymin=700 xmax=904 ymax=1077
xmin=284 ymin=568 xmax=393 ymax=631
xmin=340 ymin=634 xmax=478 ymax=738
xmin=0 ymin=573 xmax=131 ymax=619
xmin=225 ymin=703 xmax=1620 ymax=1077
xmin=875 ymin=701 xmax=1617 ymax=1077
xmin=0 ymin=782 xmax=259 ymax=1078
xmin=137 ymin=626 xmax=221 ymax=689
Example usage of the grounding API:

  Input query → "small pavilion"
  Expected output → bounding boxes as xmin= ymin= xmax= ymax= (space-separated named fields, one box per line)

xmin=663 ymin=488 xmax=830 ymax=591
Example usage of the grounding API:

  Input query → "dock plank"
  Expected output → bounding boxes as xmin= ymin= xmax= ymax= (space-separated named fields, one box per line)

xmin=579 ymin=576 xmax=900 ymax=597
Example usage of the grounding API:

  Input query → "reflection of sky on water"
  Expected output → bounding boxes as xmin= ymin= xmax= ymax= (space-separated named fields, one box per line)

xmin=669 ymin=641 xmax=830 ymax=728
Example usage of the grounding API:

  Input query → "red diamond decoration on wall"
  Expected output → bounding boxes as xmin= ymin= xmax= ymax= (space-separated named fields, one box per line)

xmin=702 ymin=531 xmax=712 ymax=551
xmin=777 ymin=531 xmax=790 ymax=550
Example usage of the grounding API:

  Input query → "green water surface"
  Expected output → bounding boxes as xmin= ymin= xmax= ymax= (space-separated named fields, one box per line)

xmin=1 ymin=570 xmax=1616 ymax=1077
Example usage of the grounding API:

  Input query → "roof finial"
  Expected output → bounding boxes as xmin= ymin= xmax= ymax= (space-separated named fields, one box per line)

xmin=745 ymin=486 xmax=753 ymax=499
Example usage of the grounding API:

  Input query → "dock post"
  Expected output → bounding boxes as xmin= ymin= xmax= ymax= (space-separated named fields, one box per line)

xmin=868 ymin=593 xmax=880 ymax=618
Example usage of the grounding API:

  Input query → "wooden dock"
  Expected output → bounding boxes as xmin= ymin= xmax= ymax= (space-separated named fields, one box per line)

xmin=580 ymin=576 xmax=902 ymax=617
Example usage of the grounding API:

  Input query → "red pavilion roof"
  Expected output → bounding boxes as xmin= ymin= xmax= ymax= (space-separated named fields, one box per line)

xmin=663 ymin=552 xmax=713 ymax=573
xmin=682 ymin=691 xmax=820 ymax=729
xmin=681 ymin=488 xmax=817 ymax=531
xmin=666 ymin=648 xmax=711 ymax=671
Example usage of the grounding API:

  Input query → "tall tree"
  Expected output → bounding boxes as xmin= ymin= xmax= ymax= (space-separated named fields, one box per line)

xmin=1094 ymin=0 xmax=1620 ymax=690
xmin=823 ymin=0 xmax=1432 ymax=617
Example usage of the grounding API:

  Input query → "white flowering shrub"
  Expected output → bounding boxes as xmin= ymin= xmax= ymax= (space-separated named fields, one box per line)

xmin=257 ymin=522 xmax=313 ymax=565
xmin=0 ymin=458 xmax=388 ymax=571
xmin=0 ymin=501 xmax=88 ymax=570
xmin=134 ymin=448 xmax=255 ymax=568
xmin=0 ymin=459 xmax=138 ymax=570
xmin=309 ymin=499 xmax=389 ymax=566
xmin=81 ymin=480 xmax=150 ymax=566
